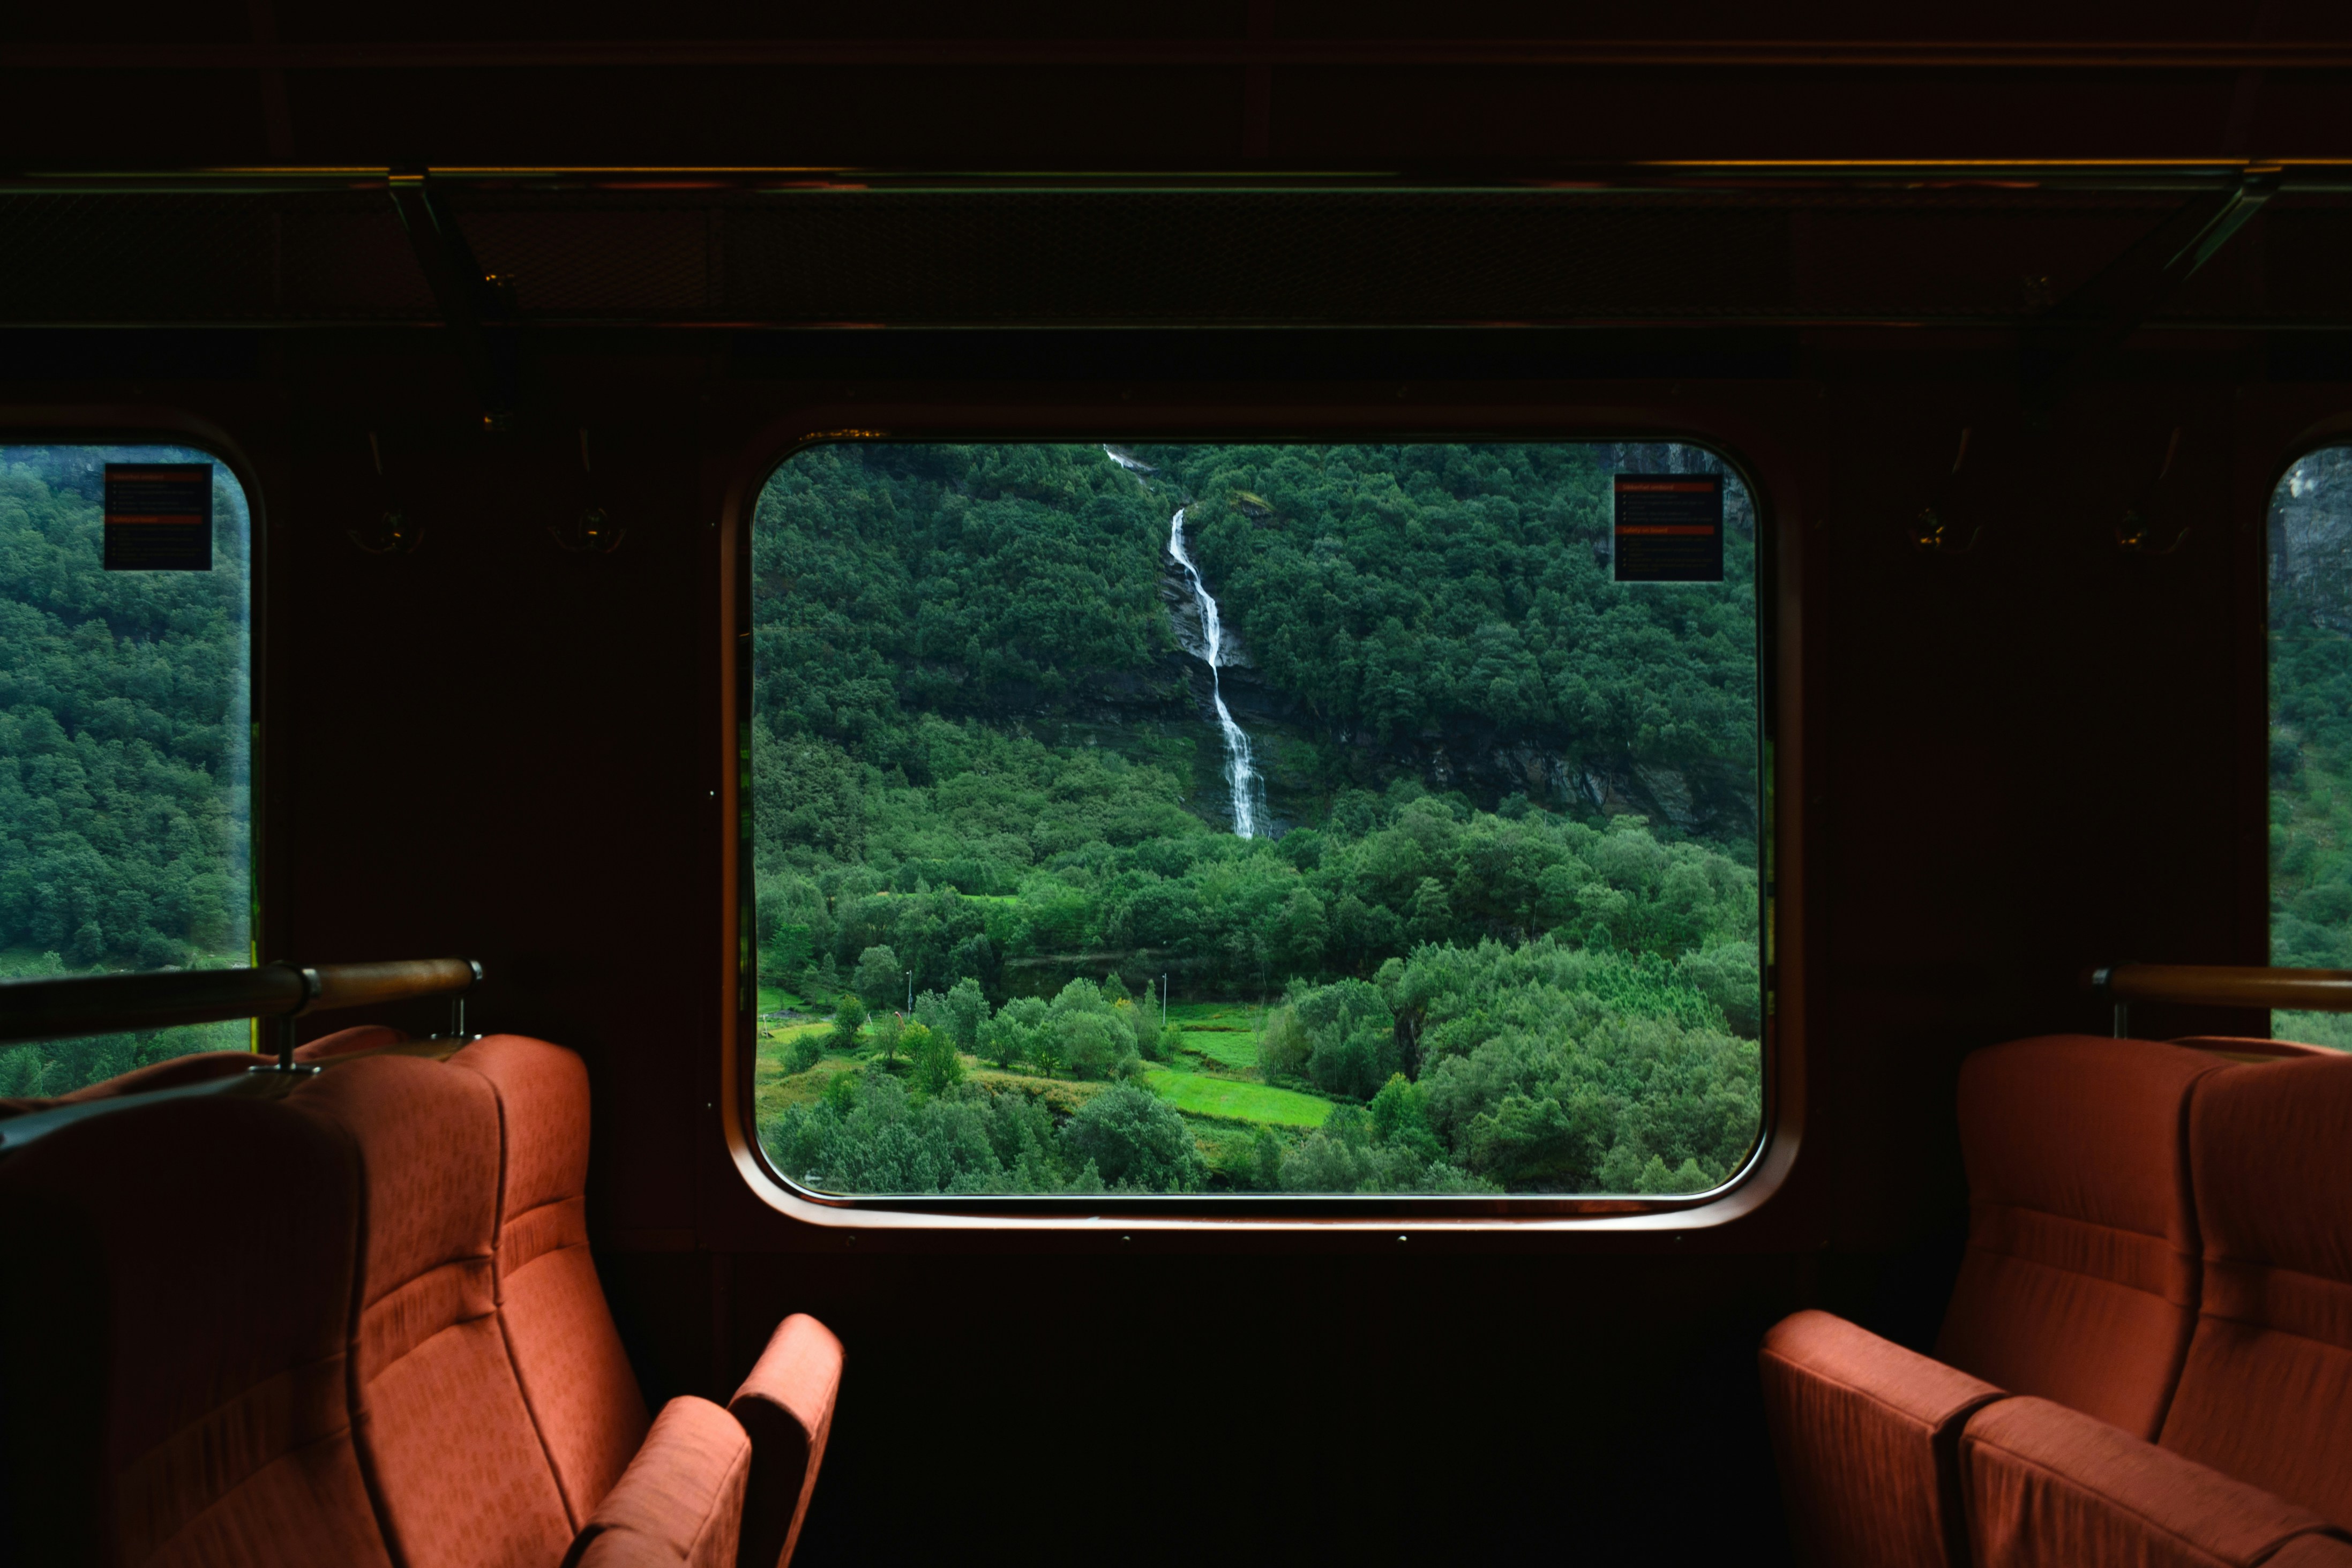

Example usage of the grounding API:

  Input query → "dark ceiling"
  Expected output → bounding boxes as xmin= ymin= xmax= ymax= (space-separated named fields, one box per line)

xmin=4 ymin=5 xmax=2349 ymax=342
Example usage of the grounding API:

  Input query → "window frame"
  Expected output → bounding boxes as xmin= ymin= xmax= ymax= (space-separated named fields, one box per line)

xmin=719 ymin=409 xmax=1791 ymax=1229
xmin=0 ymin=416 xmax=271 ymax=1050
xmin=2263 ymin=432 xmax=2352 ymax=986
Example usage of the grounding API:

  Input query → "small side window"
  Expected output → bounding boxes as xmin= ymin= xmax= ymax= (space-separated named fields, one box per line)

xmin=2271 ymin=445 xmax=2352 ymax=1049
xmin=0 ymin=445 xmax=256 ymax=1092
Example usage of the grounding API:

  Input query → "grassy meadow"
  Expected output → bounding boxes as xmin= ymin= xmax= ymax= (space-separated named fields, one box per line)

xmin=755 ymin=995 xmax=1340 ymax=1188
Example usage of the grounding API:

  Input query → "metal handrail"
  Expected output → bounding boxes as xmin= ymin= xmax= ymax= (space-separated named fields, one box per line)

xmin=2086 ymin=962 xmax=2352 ymax=1039
xmin=0 ymin=958 xmax=482 ymax=1047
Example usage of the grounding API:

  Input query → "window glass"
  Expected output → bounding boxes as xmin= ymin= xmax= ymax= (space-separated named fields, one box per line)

xmin=2271 ymin=445 xmax=2352 ymax=1049
xmin=749 ymin=442 xmax=1762 ymax=1197
xmin=0 ymin=446 xmax=254 ymax=1092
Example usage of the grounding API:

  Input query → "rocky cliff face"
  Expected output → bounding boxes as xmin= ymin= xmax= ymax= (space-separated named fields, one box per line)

xmin=2274 ymin=447 xmax=2352 ymax=635
xmin=1157 ymin=548 xmax=1252 ymax=670
xmin=970 ymin=449 xmax=1761 ymax=847
xmin=1144 ymin=474 xmax=1754 ymax=843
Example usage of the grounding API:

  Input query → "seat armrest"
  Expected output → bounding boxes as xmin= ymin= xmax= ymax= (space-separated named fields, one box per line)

xmin=1961 ymin=1396 xmax=2350 ymax=1567
xmin=564 ymin=1397 xmax=750 ymax=1568
xmin=728 ymin=1314 xmax=844 ymax=1568
xmin=1759 ymin=1309 xmax=2008 ymax=1568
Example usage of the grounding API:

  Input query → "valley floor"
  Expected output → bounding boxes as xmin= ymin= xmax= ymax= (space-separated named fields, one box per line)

xmin=752 ymin=997 xmax=1342 ymax=1193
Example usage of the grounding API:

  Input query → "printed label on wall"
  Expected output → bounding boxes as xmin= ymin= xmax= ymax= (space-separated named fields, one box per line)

xmin=103 ymin=463 xmax=213 ymax=571
xmin=1613 ymin=474 xmax=1723 ymax=583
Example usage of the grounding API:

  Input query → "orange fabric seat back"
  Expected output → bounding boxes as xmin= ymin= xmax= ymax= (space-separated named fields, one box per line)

xmin=450 ymin=1034 xmax=651 ymax=1527
xmin=0 ymin=1093 xmax=392 ymax=1568
xmin=2161 ymin=1052 xmax=2352 ymax=1528
xmin=290 ymin=1055 xmax=576 ymax=1568
xmin=1935 ymin=1033 xmax=2222 ymax=1438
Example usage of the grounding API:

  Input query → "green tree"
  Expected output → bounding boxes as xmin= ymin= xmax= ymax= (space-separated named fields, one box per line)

xmin=871 ymin=1010 xmax=904 ymax=1065
xmin=985 ymin=994 xmax=1046 ymax=1069
xmin=1029 ymin=1030 xmax=1067 ymax=1080
xmin=908 ymin=1021 xmax=963 ymax=1097
xmin=784 ymin=1031 xmax=824 ymax=1074
xmin=854 ymin=944 xmax=904 ymax=1014
xmin=1258 ymin=1005 xmax=1310 ymax=1081
xmin=1057 ymin=1012 xmax=1120 ymax=1081
xmin=1061 ymin=1083 xmax=1205 ymax=1191
xmin=827 ymin=994 xmax=867 ymax=1053
xmin=942 ymin=977 xmax=990 ymax=1051
xmin=1368 ymin=1072 xmax=1443 ymax=1158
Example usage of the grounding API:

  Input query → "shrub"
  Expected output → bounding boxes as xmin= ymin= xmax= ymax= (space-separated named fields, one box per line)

xmin=827 ymin=995 xmax=866 ymax=1053
xmin=1061 ymin=1083 xmax=1204 ymax=1191
xmin=910 ymin=1021 xmax=964 ymax=1097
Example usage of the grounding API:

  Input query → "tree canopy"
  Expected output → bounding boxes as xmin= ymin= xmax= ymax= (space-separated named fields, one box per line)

xmin=0 ymin=447 xmax=253 ymax=1095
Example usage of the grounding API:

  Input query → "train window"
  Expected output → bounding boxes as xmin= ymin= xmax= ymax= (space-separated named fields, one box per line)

xmin=2271 ymin=444 xmax=2352 ymax=1049
xmin=0 ymin=446 xmax=254 ymax=1092
xmin=747 ymin=441 xmax=1763 ymax=1199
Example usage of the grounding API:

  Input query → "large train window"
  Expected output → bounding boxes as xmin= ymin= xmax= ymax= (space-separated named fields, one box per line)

xmin=2272 ymin=444 xmax=2352 ymax=1048
xmin=746 ymin=441 xmax=1764 ymax=1200
xmin=0 ymin=445 xmax=254 ymax=1093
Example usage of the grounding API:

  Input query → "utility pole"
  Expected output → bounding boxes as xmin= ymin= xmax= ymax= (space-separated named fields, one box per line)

xmin=905 ymin=970 xmax=913 ymax=1016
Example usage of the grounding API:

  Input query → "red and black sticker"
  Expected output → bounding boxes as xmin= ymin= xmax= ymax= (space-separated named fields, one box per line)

xmin=103 ymin=463 xmax=213 ymax=572
xmin=1612 ymin=474 xmax=1722 ymax=583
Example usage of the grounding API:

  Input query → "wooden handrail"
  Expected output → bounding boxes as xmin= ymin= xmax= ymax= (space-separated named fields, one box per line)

xmin=2086 ymin=963 xmax=2352 ymax=1014
xmin=0 ymin=958 xmax=481 ymax=1046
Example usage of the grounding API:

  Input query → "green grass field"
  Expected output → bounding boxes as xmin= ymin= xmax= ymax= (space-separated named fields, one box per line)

xmin=1162 ymin=999 xmax=1263 ymax=1072
xmin=752 ymin=1022 xmax=863 ymax=1122
xmin=1143 ymin=1066 xmax=1331 ymax=1127
xmin=757 ymin=985 xmax=810 ymax=1015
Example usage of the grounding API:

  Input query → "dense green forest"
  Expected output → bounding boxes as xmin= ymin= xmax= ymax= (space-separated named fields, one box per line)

xmin=0 ymin=447 xmax=253 ymax=1095
xmin=2269 ymin=447 xmax=2352 ymax=1049
xmin=752 ymin=441 xmax=1764 ymax=1195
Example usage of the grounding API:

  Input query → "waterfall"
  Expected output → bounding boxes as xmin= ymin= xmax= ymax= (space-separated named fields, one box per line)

xmin=1166 ymin=507 xmax=1265 ymax=838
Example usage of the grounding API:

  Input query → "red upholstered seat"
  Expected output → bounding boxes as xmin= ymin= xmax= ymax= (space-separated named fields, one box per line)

xmin=1761 ymin=1034 xmax=2226 ymax=1566
xmin=564 ymin=1398 xmax=752 ymax=1568
xmin=443 ymin=1034 xmax=842 ymax=1568
xmin=0 ymin=1048 xmax=258 ymax=1118
xmin=289 ymin=1055 xmax=579 ymax=1568
xmin=0 ymin=1024 xmax=416 ymax=1121
xmin=1936 ymin=1033 xmax=2224 ymax=1439
xmin=293 ymin=1041 xmax=846 ymax=1568
xmin=0 ymin=1032 xmax=838 ymax=1568
xmin=730 ymin=1315 xmax=845 ymax=1568
xmin=1758 ymin=1310 xmax=2003 ymax=1568
xmin=0 ymin=1093 xmax=392 ymax=1568
xmin=449 ymin=1035 xmax=653 ymax=1526
xmin=2159 ymin=1052 xmax=2352 ymax=1530
xmin=293 ymin=1024 xmax=414 ymax=1063
xmin=1960 ymin=1396 xmax=2351 ymax=1568
xmin=2168 ymin=1037 xmax=2338 ymax=1061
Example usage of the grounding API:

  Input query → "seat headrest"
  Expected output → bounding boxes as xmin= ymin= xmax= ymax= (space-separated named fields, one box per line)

xmin=0 ymin=1093 xmax=374 ymax=1565
xmin=2191 ymin=1052 xmax=2352 ymax=1283
xmin=289 ymin=1054 xmax=500 ymax=1308
xmin=1958 ymin=1034 xmax=2221 ymax=1247
xmin=449 ymin=1034 xmax=590 ymax=1219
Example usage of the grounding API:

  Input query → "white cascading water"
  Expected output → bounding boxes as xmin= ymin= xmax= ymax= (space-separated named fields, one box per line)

xmin=1165 ymin=506 xmax=1264 ymax=838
